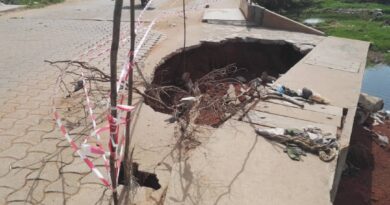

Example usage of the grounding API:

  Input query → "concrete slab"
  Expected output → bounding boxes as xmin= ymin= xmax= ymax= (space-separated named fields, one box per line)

xmin=135 ymin=2 xmax=368 ymax=204
xmin=240 ymin=110 xmax=338 ymax=134
xmin=0 ymin=4 xmax=25 ymax=13
xmin=164 ymin=120 xmax=337 ymax=205
xmin=304 ymin=37 xmax=365 ymax=73
xmin=159 ymin=35 xmax=368 ymax=205
xmin=252 ymin=101 xmax=343 ymax=127
xmin=276 ymin=36 xmax=370 ymax=200
xmin=202 ymin=8 xmax=247 ymax=26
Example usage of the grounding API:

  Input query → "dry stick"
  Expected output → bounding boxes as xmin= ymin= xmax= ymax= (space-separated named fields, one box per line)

xmin=110 ymin=0 xmax=123 ymax=204
xmin=135 ymin=63 xmax=150 ymax=88
xmin=124 ymin=0 xmax=136 ymax=187
xmin=182 ymin=0 xmax=186 ymax=70
xmin=45 ymin=60 xmax=111 ymax=82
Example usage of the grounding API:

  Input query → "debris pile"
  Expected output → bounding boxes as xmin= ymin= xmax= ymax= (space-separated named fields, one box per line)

xmin=145 ymin=64 xmax=253 ymax=126
xmin=335 ymin=105 xmax=390 ymax=205
xmin=145 ymin=63 xmax=330 ymax=127
xmin=356 ymin=93 xmax=389 ymax=147
xmin=255 ymin=127 xmax=338 ymax=162
xmin=362 ymin=111 xmax=390 ymax=147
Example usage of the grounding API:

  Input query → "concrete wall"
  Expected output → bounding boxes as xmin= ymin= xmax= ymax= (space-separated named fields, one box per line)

xmin=239 ymin=0 xmax=324 ymax=36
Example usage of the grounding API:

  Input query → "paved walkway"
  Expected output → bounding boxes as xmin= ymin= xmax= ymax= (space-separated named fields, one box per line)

xmin=0 ymin=0 xmax=156 ymax=204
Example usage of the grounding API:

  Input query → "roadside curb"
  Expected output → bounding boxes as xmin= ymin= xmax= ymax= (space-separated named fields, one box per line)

xmin=0 ymin=4 xmax=26 ymax=14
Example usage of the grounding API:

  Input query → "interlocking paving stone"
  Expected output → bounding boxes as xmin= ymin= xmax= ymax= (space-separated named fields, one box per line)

xmin=66 ymin=184 xmax=109 ymax=205
xmin=17 ymin=101 xmax=41 ymax=110
xmin=1 ymin=124 xmax=31 ymax=138
xmin=2 ymin=110 xmax=29 ymax=120
xmin=0 ymin=187 xmax=14 ymax=205
xmin=0 ymin=118 xmax=17 ymax=130
xmin=41 ymin=132 xmax=61 ymax=140
xmin=56 ymin=140 xmax=71 ymax=148
xmin=28 ymin=139 xmax=61 ymax=154
xmin=45 ymin=177 xmax=77 ymax=196
xmin=0 ymin=169 xmax=32 ymax=190
xmin=62 ymin=157 xmax=92 ymax=174
xmin=29 ymin=106 xmax=51 ymax=116
xmin=0 ymin=104 xmax=18 ymax=115
xmin=27 ymin=119 xmax=55 ymax=133
xmin=31 ymin=181 xmax=50 ymax=203
xmin=0 ymin=158 xmax=15 ymax=177
xmin=0 ymin=143 xmax=31 ymax=160
xmin=13 ymin=131 xmax=45 ymax=146
xmin=0 ymin=0 xmax=164 ymax=203
xmin=0 ymin=134 xmax=19 ymax=152
xmin=12 ymin=152 xmax=47 ymax=170
xmin=80 ymin=172 xmax=100 ymax=185
xmin=55 ymin=173 xmax=83 ymax=195
xmin=7 ymin=180 xmax=50 ymax=204
xmin=40 ymin=193 xmax=66 ymax=205
xmin=14 ymin=115 xmax=42 ymax=126
xmin=56 ymin=147 xmax=75 ymax=165
xmin=7 ymin=201 xmax=33 ymax=205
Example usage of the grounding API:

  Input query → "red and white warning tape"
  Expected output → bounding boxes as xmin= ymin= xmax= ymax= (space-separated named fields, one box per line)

xmin=52 ymin=0 xmax=197 ymax=188
xmin=53 ymin=110 xmax=111 ymax=187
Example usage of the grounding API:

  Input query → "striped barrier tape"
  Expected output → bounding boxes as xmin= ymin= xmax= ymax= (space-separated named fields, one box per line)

xmin=52 ymin=0 xmax=199 ymax=188
xmin=53 ymin=110 xmax=111 ymax=188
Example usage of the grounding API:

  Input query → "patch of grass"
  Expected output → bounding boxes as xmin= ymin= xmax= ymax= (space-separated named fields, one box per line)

xmin=385 ymin=53 xmax=390 ymax=63
xmin=5 ymin=0 xmax=64 ymax=7
xmin=317 ymin=18 xmax=390 ymax=51
xmin=284 ymin=0 xmax=390 ymax=64
xmin=319 ymin=0 xmax=389 ymax=11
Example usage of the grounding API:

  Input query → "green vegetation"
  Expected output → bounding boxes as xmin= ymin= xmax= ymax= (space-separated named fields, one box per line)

xmin=256 ymin=0 xmax=390 ymax=64
xmin=2 ymin=0 xmax=63 ymax=7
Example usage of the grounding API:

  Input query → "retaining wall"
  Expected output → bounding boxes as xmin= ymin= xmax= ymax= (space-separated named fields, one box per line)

xmin=239 ymin=0 xmax=325 ymax=35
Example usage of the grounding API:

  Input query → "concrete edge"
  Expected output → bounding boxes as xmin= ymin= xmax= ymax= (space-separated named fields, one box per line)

xmin=0 ymin=4 xmax=26 ymax=14
xmin=239 ymin=0 xmax=325 ymax=36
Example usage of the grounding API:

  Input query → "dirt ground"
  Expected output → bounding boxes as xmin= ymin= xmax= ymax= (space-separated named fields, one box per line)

xmin=334 ymin=120 xmax=390 ymax=205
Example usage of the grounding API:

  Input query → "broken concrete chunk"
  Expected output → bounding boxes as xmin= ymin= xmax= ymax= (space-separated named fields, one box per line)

xmin=227 ymin=84 xmax=237 ymax=99
xmin=298 ymin=44 xmax=315 ymax=54
xmin=359 ymin=93 xmax=384 ymax=113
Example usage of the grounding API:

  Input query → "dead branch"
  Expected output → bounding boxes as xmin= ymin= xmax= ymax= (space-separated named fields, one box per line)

xmin=45 ymin=60 xmax=111 ymax=82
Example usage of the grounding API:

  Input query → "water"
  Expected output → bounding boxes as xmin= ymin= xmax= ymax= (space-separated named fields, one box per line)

xmin=303 ymin=18 xmax=324 ymax=26
xmin=361 ymin=64 xmax=390 ymax=110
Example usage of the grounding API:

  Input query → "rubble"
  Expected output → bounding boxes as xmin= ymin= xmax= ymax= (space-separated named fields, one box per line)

xmin=335 ymin=110 xmax=390 ymax=205
xmin=359 ymin=92 xmax=384 ymax=113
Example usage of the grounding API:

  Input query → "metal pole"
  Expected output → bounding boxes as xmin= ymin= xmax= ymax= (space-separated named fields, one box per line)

xmin=124 ymin=0 xmax=135 ymax=184
xmin=110 ymin=0 xmax=123 ymax=204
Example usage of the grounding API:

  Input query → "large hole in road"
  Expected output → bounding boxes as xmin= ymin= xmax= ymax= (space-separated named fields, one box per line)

xmin=146 ymin=39 xmax=308 ymax=126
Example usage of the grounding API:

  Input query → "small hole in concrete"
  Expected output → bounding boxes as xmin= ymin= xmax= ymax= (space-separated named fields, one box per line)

xmin=118 ymin=162 xmax=161 ymax=190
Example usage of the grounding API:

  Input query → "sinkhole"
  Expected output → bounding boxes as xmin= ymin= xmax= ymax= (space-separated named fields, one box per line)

xmin=146 ymin=39 xmax=308 ymax=126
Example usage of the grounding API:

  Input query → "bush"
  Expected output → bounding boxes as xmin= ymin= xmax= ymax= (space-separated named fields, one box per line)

xmin=1 ymin=0 xmax=63 ymax=5
xmin=254 ymin=0 xmax=315 ymax=11
xmin=343 ymin=0 xmax=389 ymax=3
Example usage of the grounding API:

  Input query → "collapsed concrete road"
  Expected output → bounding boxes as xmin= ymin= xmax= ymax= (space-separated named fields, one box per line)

xmin=0 ymin=0 xmax=369 ymax=204
xmin=128 ymin=1 xmax=369 ymax=205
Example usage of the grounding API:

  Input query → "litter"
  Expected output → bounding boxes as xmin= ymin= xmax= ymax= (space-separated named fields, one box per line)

xmin=284 ymin=143 xmax=306 ymax=161
xmin=73 ymin=80 xmax=84 ymax=92
xmin=255 ymin=127 xmax=338 ymax=162
xmin=180 ymin=96 xmax=197 ymax=104
xmin=269 ymin=84 xmax=329 ymax=105
xmin=377 ymin=134 xmax=389 ymax=147
xmin=363 ymin=126 xmax=389 ymax=147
